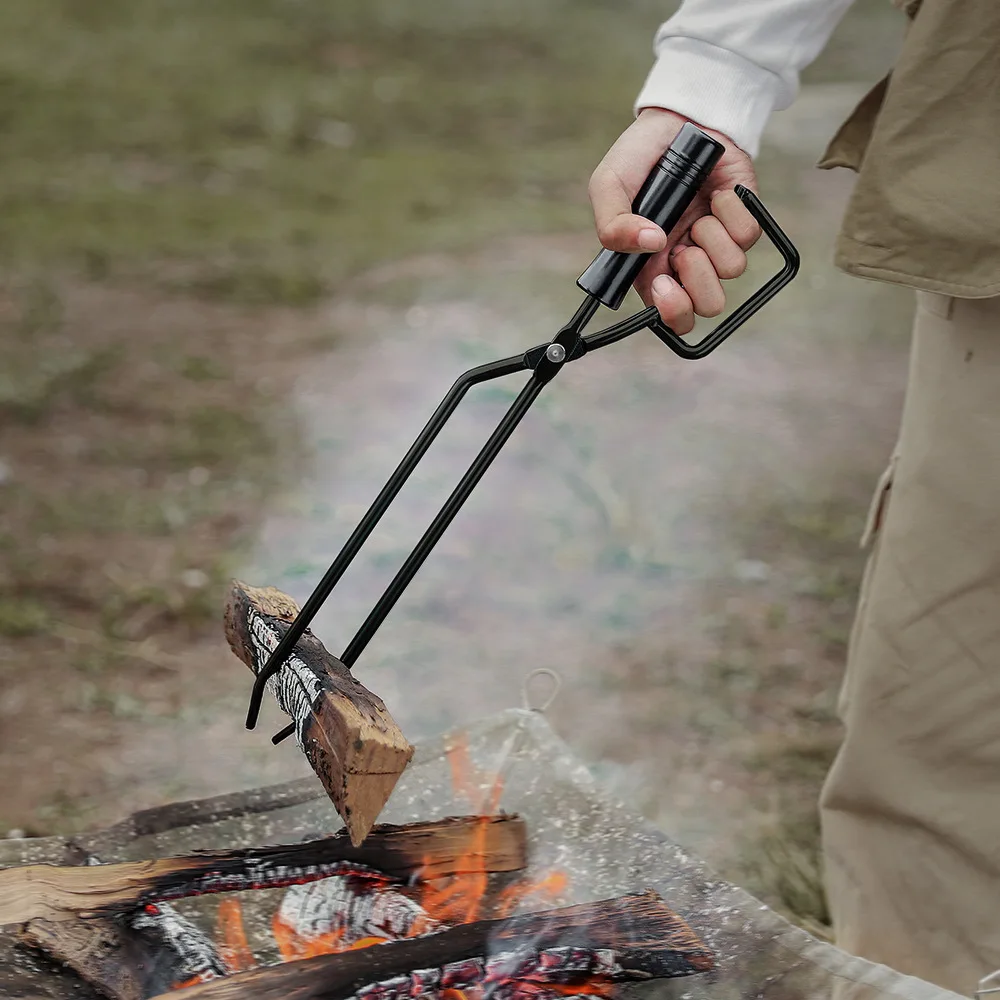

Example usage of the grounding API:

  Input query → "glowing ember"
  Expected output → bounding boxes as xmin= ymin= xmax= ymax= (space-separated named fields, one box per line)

xmin=130 ymin=901 xmax=227 ymax=991
xmin=216 ymin=898 xmax=255 ymax=973
xmin=349 ymin=946 xmax=620 ymax=1000
xmin=172 ymin=975 xmax=210 ymax=992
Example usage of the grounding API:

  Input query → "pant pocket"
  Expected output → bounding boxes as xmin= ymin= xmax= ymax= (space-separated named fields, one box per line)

xmin=859 ymin=450 xmax=898 ymax=550
xmin=837 ymin=450 xmax=898 ymax=720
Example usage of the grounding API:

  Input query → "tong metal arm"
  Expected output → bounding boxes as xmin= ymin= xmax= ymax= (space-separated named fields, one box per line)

xmin=245 ymin=183 xmax=800 ymax=744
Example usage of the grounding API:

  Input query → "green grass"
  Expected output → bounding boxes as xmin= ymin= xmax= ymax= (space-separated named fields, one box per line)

xmin=0 ymin=0 xmax=675 ymax=304
xmin=0 ymin=596 xmax=52 ymax=637
xmin=0 ymin=0 xmax=901 ymax=305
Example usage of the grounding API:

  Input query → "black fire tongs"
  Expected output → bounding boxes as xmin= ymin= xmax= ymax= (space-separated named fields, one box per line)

xmin=245 ymin=123 xmax=800 ymax=744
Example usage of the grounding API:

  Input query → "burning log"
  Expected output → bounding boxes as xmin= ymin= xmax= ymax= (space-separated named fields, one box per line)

xmin=22 ymin=900 xmax=234 ymax=1000
xmin=0 ymin=816 xmax=527 ymax=925
xmin=163 ymin=891 xmax=714 ymax=1000
xmin=224 ymin=582 xmax=414 ymax=846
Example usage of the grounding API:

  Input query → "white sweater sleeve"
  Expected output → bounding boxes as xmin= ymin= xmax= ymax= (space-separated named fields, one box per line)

xmin=635 ymin=0 xmax=858 ymax=158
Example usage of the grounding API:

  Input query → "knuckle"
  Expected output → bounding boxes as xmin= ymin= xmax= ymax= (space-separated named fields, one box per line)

xmin=690 ymin=216 xmax=716 ymax=245
xmin=717 ymin=253 xmax=747 ymax=280
xmin=686 ymin=246 xmax=711 ymax=268
xmin=674 ymin=245 xmax=706 ymax=274
xmin=735 ymin=221 xmax=762 ymax=251
xmin=595 ymin=220 xmax=619 ymax=249
xmin=710 ymin=188 xmax=740 ymax=213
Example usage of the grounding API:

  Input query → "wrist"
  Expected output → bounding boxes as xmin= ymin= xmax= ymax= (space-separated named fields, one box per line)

xmin=633 ymin=107 xmax=740 ymax=155
xmin=634 ymin=37 xmax=784 ymax=159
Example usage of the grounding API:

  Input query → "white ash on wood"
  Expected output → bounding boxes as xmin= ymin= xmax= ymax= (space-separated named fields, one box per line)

xmin=275 ymin=872 xmax=442 ymax=948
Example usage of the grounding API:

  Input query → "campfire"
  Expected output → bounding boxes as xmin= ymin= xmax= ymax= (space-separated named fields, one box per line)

xmin=0 ymin=583 xmax=713 ymax=999
xmin=4 ymin=739 xmax=712 ymax=1000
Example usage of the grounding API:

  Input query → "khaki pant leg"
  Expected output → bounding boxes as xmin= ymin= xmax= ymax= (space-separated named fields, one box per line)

xmin=820 ymin=291 xmax=1000 ymax=998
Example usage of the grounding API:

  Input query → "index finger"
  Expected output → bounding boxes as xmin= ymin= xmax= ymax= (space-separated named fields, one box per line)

xmin=588 ymin=163 xmax=667 ymax=254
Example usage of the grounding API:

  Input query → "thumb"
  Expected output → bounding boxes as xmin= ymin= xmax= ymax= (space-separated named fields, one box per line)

xmin=588 ymin=162 xmax=668 ymax=254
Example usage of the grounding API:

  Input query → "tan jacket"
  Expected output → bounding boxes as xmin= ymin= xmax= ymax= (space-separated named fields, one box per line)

xmin=819 ymin=0 xmax=1000 ymax=297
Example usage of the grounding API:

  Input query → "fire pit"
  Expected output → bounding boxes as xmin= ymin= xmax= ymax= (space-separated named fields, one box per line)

xmin=0 ymin=709 xmax=962 ymax=1000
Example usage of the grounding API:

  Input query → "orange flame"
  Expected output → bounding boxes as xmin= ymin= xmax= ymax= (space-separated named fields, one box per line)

xmin=417 ymin=735 xmax=506 ymax=925
xmin=495 ymin=870 xmax=569 ymax=919
xmin=272 ymin=910 xmax=402 ymax=962
xmin=419 ymin=736 xmax=571 ymax=924
xmin=445 ymin=732 xmax=504 ymax=813
xmin=420 ymin=824 xmax=488 ymax=924
xmin=206 ymin=729 xmax=584 ymax=999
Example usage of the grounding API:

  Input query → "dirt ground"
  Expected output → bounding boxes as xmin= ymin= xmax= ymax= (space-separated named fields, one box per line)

xmin=0 ymin=0 xmax=910 ymax=934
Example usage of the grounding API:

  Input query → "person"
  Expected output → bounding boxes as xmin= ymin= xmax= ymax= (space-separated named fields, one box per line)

xmin=587 ymin=1 xmax=1000 ymax=996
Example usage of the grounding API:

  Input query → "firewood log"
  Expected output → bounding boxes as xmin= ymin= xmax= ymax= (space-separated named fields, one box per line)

xmin=0 ymin=816 xmax=526 ymax=926
xmin=20 ymin=905 xmax=227 ymax=1000
xmin=164 ymin=891 xmax=714 ymax=1000
xmin=224 ymin=582 xmax=413 ymax=846
xmin=19 ymin=917 xmax=148 ymax=1000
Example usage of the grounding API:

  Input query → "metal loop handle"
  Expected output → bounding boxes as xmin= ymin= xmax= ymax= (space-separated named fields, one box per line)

xmin=521 ymin=668 xmax=563 ymax=713
xmin=640 ymin=185 xmax=800 ymax=360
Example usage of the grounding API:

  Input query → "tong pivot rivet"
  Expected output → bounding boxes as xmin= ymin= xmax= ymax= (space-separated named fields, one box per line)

xmin=545 ymin=343 xmax=566 ymax=363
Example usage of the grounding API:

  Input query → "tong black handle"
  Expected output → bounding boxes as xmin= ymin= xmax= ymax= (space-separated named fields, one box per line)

xmin=577 ymin=122 xmax=725 ymax=309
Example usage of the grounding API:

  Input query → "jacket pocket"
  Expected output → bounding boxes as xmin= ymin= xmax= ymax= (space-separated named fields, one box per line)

xmin=817 ymin=75 xmax=889 ymax=173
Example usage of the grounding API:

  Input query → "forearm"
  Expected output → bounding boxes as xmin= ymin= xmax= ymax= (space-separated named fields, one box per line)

xmin=635 ymin=0 xmax=857 ymax=157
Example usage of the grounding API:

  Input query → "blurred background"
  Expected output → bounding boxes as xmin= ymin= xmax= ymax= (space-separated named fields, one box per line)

xmin=0 ymin=0 xmax=910 ymax=937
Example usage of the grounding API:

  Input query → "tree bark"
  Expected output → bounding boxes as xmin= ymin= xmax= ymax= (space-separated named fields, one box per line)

xmin=0 ymin=816 xmax=526 ymax=926
xmin=164 ymin=891 xmax=714 ymax=1000
xmin=224 ymin=582 xmax=414 ymax=846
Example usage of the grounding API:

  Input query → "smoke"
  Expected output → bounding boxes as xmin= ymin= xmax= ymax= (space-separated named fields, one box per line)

xmin=242 ymin=85 xmax=912 ymax=874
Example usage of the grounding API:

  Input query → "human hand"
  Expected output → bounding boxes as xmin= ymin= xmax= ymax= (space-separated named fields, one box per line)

xmin=588 ymin=108 xmax=761 ymax=333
